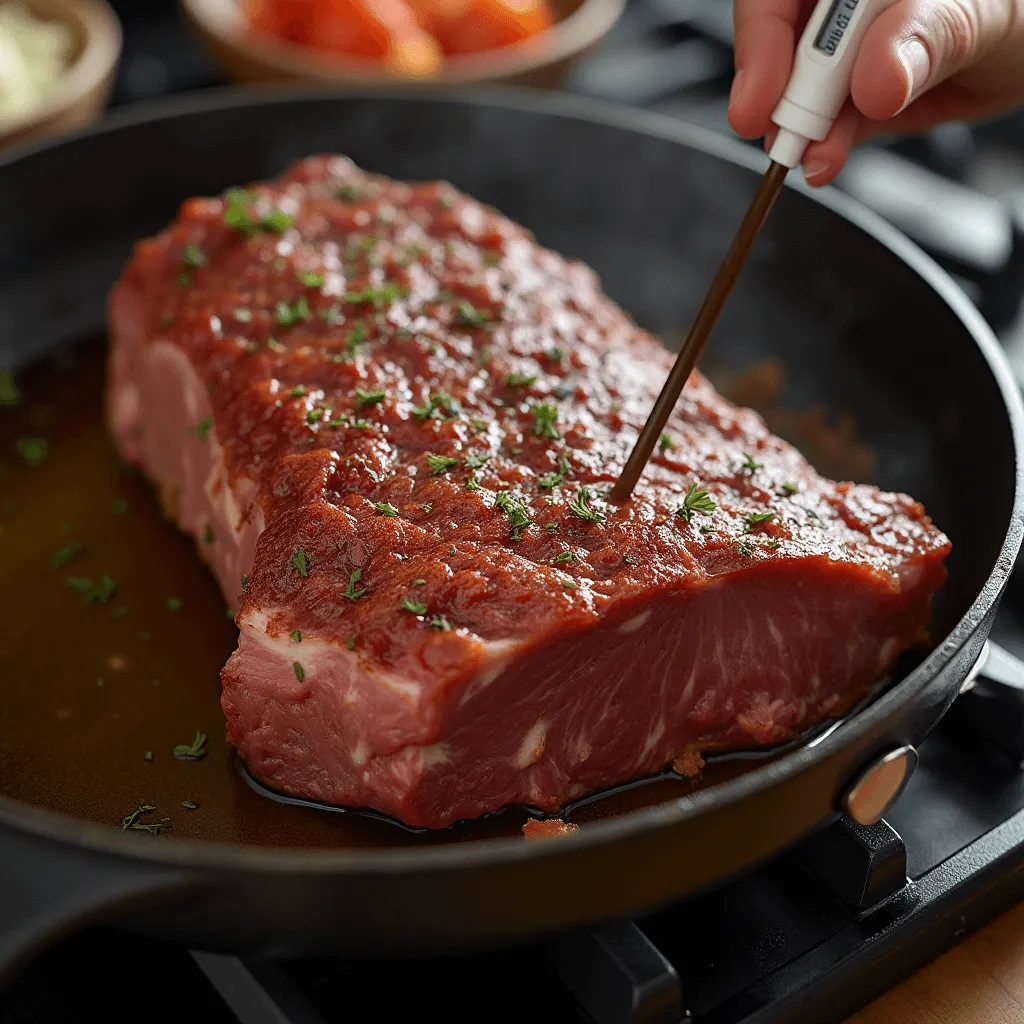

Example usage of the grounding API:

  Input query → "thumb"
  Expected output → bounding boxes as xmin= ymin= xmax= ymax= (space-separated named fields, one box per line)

xmin=849 ymin=0 xmax=1015 ymax=121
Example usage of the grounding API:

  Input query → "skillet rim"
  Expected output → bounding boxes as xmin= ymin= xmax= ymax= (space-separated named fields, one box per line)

xmin=0 ymin=84 xmax=1021 ymax=874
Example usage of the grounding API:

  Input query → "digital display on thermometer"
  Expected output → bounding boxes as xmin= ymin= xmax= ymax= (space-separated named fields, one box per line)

xmin=814 ymin=0 xmax=861 ymax=55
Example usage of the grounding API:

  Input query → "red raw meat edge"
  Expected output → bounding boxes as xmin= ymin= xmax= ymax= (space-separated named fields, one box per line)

xmin=107 ymin=156 xmax=951 ymax=829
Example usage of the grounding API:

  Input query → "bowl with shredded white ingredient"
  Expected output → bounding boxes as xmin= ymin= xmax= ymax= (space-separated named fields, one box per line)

xmin=0 ymin=0 xmax=120 ymax=150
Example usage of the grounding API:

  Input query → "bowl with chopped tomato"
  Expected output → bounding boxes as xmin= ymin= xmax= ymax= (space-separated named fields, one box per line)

xmin=181 ymin=0 xmax=623 ymax=88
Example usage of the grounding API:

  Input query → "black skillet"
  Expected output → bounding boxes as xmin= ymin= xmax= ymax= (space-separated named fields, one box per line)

xmin=1 ymin=87 xmax=1023 ymax=982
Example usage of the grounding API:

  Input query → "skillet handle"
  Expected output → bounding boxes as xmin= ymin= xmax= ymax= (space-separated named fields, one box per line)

xmin=948 ymin=641 xmax=1024 ymax=763
xmin=0 ymin=823 xmax=192 ymax=986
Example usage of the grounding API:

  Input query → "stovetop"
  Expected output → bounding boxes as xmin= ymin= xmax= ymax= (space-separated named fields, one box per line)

xmin=5 ymin=3 xmax=1024 ymax=1022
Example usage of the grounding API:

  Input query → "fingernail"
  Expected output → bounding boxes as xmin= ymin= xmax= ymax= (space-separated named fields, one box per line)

xmin=729 ymin=69 xmax=746 ymax=110
xmin=897 ymin=38 xmax=930 ymax=112
xmin=803 ymin=159 xmax=831 ymax=185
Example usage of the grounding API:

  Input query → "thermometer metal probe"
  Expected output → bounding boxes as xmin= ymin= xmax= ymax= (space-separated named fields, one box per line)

xmin=611 ymin=0 xmax=896 ymax=502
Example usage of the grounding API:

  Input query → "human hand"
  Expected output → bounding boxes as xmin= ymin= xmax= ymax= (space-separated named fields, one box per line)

xmin=728 ymin=0 xmax=1024 ymax=186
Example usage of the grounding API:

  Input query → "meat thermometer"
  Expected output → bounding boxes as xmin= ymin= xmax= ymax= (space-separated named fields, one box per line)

xmin=611 ymin=0 xmax=896 ymax=502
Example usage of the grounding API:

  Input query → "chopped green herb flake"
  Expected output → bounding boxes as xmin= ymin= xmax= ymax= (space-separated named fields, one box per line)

xmin=121 ymin=804 xmax=171 ymax=834
xmin=297 ymin=270 xmax=325 ymax=288
xmin=293 ymin=662 xmax=305 ymax=682
xmin=177 ymin=271 xmax=193 ymax=289
xmin=562 ymin=579 xmax=578 ymax=591
xmin=700 ymin=525 xmax=717 ymax=534
xmin=735 ymin=541 xmax=755 ymax=557
xmin=343 ymin=568 xmax=367 ymax=601
xmin=427 ymin=453 xmax=461 ymax=475
xmin=289 ymin=385 xmax=307 ymax=398
xmin=241 ymin=574 xmax=250 ymax=592
xmin=675 ymin=482 xmax=717 ymax=523
xmin=745 ymin=511 xmax=776 ymax=532
xmin=51 ymin=542 xmax=82 ymax=568
xmin=624 ymin=554 xmax=641 ymax=566
xmin=307 ymin=408 xmax=325 ymax=424
xmin=335 ymin=184 xmax=364 ymax=201
xmin=195 ymin=416 xmax=213 ymax=441
xmin=344 ymin=635 xmax=356 ymax=650
xmin=260 ymin=208 xmax=294 ymax=233
xmin=464 ymin=450 xmax=490 ymax=470
xmin=266 ymin=337 xmax=285 ymax=352
xmin=506 ymin=372 xmax=537 ymax=388
xmin=374 ymin=501 xmax=400 ymax=517
xmin=400 ymin=598 xmax=428 ymax=615
xmin=291 ymin=629 xmax=302 ymax=643
xmin=532 ymin=403 xmax=561 ymax=440
xmin=742 ymin=451 xmax=764 ymax=472
xmin=538 ymin=455 xmax=571 ymax=490
xmin=145 ymin=751 xmax=153 ymax=762
xmin=289 ymin=548 xmax=310 ymax=577
xmin=0 ymin=371 xmax=20 ymax=406
xmin=494 ymin=491 xmax=533 ymax=541
xmin=455 ymin=301 xmax=490 ymax=326
xmin=781 ymin=482 xmax=799 ymax=495
xmin=172 ymin=732 xmax=207 ymax=760
xmin=421 ymin=502 xmax=433 ymax=513
xmin=568 ymin=487 xmax=605 ymax=524
xmin=413 ymin=390 xmax=458 ymax=421
xmin=659 ymin=432 xmax=677 ymax=453
xmin=16 ymin=436 xmax=47 ymax=466
xmin=429 ymin=615 xmax=451 ymax=631
xmin=345 ymin=282 xmax=402 ymax=308
xmin=167 ymin=597 xmax=184 ymax=611
xmin=411 ymin=578 xmax=426 ymax=586
xmin=159 ymin=313 xmax=174 ymax=329
xmin=553 ymin=551 xmax=573 ymax=564
xmin=182 ymin=800 xmax=199 ymax=810
xmin=112 ymin=497 xmax=128 ymax=515
xmin=545 ymin=522 xmax=559 ymax=534
xmin=277 ymin=298 xmax=310 ymax=327
xmin=466 ymin=475 xmax=482 ymax=491
xmin=355 ymin=387 xmax=386 ymax=407
xmin=66 ymin=574 xmax=117 ymax=604
xmin=183 ymin=241 xmax=206 ymax=268
xmin=469 ymin=418 xmax=488 ymax=432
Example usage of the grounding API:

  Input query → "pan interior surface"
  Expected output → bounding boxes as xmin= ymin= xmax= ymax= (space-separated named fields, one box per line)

xmin=0 ymin=90 xmax=1017 ymax=854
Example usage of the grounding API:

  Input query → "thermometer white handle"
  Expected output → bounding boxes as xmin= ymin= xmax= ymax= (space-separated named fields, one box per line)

xmin=769 ymin=0 xmax=898 ymax=168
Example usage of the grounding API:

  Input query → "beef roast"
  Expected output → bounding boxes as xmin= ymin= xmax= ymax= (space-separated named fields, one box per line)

xmin=107 ymin=156 xmax=951 ymax=829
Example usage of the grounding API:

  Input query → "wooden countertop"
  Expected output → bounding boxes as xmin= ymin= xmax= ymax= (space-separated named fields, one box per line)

xmin=849 ymin=900 xmax=1024 ymax=1023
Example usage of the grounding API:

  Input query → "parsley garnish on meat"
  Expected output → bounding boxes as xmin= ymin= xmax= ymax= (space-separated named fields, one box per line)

xmin=538 ymin=455 xmax=571 ymax=490
xmin=183 ymin=241 xmax=206 ymax=268
xmin=293 ymin=662 xmax=305 ymax=682
xmin=411 ymin=578 xmax=426 ymax=586
xmin=345 ymin=282 xmax=402 ymax=308
xmin=464 ymin=450 xmax=490 ymax=470
xmin=745 ymin=511 xmax=776 ymax=532
xmin=553 ymin=551 xmax=573 ymax=564
xmin=427 ymin=453 xmax=461 ymax=475
xmin=421 ymin=502 xmax=433 ymax=513
xmin=400 ymin=598 xmax=428 ymax=615
xmin=455 ymin=301 xmax=491 ymax=326
xmin=675 ymin=482 xmax=717 ymax=523
xmin=466 ymin=476 xmax=482 ymax=491
xmin=494 ymin=492 xmax=533 ymax=541
xmin=659 ymin=432 xmax=677 ymax=453
xmin=267 ymin=337 xmax=285 ymax=352
xmin=343 ymin=568 xmax=367 ymax=601
xmin=344 ymin=635 xmax=356 ymax=650
xmin=223 ymin=189 xmax=257 ymax=233
xmin=195 ymin=416 xmax=213 ymax=441
xmin=291 ymin=630 xmax=302 ymax=643
xmin=277 ymin=298 xmax=310 ymax=327
xmin=261 ymin=209 xmax=294 ymax=233
xmin=374 ymin=502 xmax=399 ymax=516
xmin=173 ymin=732 xmax=207 ymax=760
xmin=51 ymin=542 xmax=82 ymax=568
xmin=532 ymin=403 xmax=561 ymax=440
xmin=624 ymin=554 xmax=642 ymax=565
xmin=568 ymin=487 xmax=605 ymax=524
xmin=289 ymin=385 xmax=307 ymax=398
xmin=741 ymin=451 xmax=764 ymax=472
xmin=506 ymin=372 xmax=538 ymax=388
xmin=289 ymin=548 xmax=310 ymax=577
xmin=545 ymin=522 xmax=559 ymax=534
xmin=413 ymin=390 xmax=458 ymax=421
xmin=182 ymin=800 xmax=199 ymax=810
xmin=307 ymin=408 xmax=325 ymax=424
xmin=781 ymin=482 xmax=799 ymax=495
xmin=297 ymin=270 xmax=325 ymax=288
xmin=355 ymin=388 xmax=386 ymax=407
xmin=335 ymin=184 xmax=364 ymax=201
xmin=430 ymin=615 xmax=451 ymax=631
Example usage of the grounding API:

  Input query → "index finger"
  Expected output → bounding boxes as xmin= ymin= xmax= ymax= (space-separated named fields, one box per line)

xmin=729 ymin=0 xmax=815 ymax=139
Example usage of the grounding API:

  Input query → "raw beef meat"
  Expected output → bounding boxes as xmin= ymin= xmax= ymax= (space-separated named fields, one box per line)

xmin=107 ymin=156 xmax=951 ymax=829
